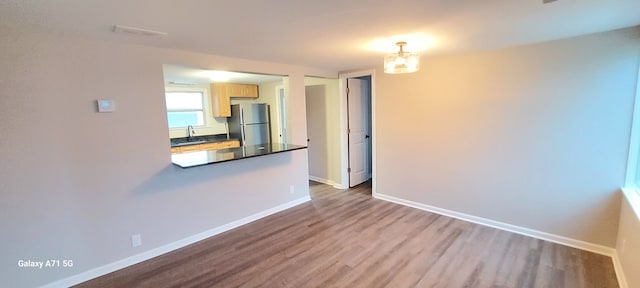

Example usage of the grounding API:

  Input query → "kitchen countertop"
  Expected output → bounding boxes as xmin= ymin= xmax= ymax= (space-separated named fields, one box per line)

xmin=170 ymin=134 xmax=239 ymax=147
xmin=171 ymin=143 xmax=307 ymax=168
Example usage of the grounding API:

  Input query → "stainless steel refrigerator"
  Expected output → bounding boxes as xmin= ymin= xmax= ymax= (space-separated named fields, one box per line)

xmin=228 ymin=103 xmax=271 ymax=146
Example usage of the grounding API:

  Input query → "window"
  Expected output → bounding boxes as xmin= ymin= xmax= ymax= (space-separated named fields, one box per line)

xmin=165 ymin=91 xmax=205 ymax=128
xmin=625 ymin=65 xmax=640 ymax=194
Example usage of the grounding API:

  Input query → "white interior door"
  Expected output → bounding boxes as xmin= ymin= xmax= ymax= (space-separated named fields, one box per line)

xmin=348 ymin=78 xmax=369 ymax=187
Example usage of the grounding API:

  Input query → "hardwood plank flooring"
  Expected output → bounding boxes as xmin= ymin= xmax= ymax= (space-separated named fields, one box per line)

xmin=76 ymin=181 xmax=619 ymax=288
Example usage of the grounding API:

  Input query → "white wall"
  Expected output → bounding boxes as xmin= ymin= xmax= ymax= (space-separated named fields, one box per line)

xmin=375 ymin=27 xmax=640 ymax=247
xmin=0 ymin=28 xmax=334 ymax=287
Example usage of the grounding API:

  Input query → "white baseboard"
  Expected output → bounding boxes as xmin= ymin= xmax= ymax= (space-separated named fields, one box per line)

xmin=373 ymin=193 xmax=616 ymax=257
xmin=333 ymin=183 xmax=348 ymax=189
xmin=612 ymin=251 xmax=628 ymax=288
xmin=309 ymin=175 xmax=331 ymax=185
xmin=615 ymin=188 xmax=640 ymax=288
xmin=41 ymin=196 xmax=311 ymax=288
xmin=309 ymin=176 xmax=347 ymax=190
xmin=375 ymin=193 xmax=628 ymax=286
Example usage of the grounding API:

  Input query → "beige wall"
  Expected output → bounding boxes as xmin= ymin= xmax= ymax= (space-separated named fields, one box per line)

xmin=374 ymin=27 xmax=639 ymax=247
xmin=304 ymin=77 xmax=342 ymax=186
xmin=3 ymin=19 xmax=636 ymax=288
xmin=0 ymin=29 xmax=333 ymax=287
xmin=617 ymin=190 xmax=640 ymax=288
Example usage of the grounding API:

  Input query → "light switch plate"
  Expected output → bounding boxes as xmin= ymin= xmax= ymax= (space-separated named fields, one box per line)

xmin=97 ymin=99 xmax=115 ymax=112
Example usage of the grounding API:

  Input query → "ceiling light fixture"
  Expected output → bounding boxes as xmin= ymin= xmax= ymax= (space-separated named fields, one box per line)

xmin=384 ymin=42 xmax=420 ymax=74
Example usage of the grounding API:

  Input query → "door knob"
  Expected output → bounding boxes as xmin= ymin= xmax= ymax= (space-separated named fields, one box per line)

xmin=365 ymin=135 xmax=370 ymax=139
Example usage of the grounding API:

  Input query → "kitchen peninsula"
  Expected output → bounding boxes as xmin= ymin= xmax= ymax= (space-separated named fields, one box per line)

xmin=171 ymin=143 xmax=307 ymax=168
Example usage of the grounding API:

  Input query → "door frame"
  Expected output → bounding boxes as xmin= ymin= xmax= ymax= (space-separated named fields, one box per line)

xmin=338 ymin=69 xmax=376 ymax=195
xmin=275 ymin=85 xmax=287 ymax=144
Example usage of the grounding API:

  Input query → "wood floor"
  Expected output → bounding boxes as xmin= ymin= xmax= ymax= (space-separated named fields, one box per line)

xmin=77 ymin=181 xmax=619 ymax=288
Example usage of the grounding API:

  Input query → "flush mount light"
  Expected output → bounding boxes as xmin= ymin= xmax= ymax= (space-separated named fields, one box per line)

xmin=384 ymin=42 xmax=420 ymax=74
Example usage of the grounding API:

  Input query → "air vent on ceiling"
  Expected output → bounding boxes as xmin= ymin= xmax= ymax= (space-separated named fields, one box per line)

xmin=113 ymin=25 xmax=167 ymax=38
xmin=168 ymin=81 xmax=196 ymax=86
xmin=542 ymin=0 xmax=558 ymax=3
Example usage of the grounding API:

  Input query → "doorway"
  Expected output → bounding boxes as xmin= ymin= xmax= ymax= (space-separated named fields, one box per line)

xmin=304 ymin=77 xmax=342 ymax=188
xmin=339 ymin=69 xmax=377 ymax=192
xmin=347 ymin=77 xmax=372 ymax=187
xmin=305 ymin=85 xmax=329 ymax=182
xmin=303 ymin=74 xmax=373 ymax=191
xmin=276 ymin=85 xmax=287 ymax=144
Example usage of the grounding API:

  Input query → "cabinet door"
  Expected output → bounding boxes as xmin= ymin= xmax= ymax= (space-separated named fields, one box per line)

xmin=219 ymin=140 xmax=240 ymax=149
xmin=227 ymin=84 xmax=245 ymax=97
xmin=199 ymin=142 xmax=222 ymax=150
xmin=173 ymin=140 xmax=240 ymax=154
xmin=228 ymin=84 xmax=258 ymax=98
xmin=211 ymin=84 xmax=230 ymax=117
xmin=180 ymin=144 xmax=202 ymax=153
xmin=244 ymin=85 xmax=258 ymax=98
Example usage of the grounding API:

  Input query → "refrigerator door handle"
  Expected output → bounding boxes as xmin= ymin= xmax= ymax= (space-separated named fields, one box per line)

xmin=240 ymin=125 xmax=246 ymax=145
xmin=239 ymin=106 xmax=245 ymax=145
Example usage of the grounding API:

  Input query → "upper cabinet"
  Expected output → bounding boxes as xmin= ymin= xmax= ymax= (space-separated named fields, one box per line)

xmin=211 ymin=83 xmax=231 ymax=117
xmin=227 ymin=83 xmax=258 ymax=98
xmin=210 ymin=83 xmax=259 ymax=117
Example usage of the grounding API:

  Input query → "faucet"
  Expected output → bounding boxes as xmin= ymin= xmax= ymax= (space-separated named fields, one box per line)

xmin=187 ymin=125 xmax=195 ymax=141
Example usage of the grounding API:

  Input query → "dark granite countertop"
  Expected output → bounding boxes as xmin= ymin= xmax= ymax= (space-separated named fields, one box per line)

xmin=171 ymin=143 xmax=307 ymax=168
xmin=170 ymin=134 xmax=239 ymax=147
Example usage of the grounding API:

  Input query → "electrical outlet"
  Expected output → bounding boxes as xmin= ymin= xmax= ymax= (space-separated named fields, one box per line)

xmin=131 ymin=234 xmax=142 ymax=247
xmin=289 ymin=185 xmax=295 ymax=194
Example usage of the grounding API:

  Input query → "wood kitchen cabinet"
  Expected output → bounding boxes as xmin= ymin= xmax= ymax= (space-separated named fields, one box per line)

xmin=198 ymin=140 xmax=240 ymax=150
xmin=216 ymin=140 xmax=240 ymax=149
xmin=227 ymin=83 xmax=258 ymax=98
xmin=210 ymin=83 xmax=259 ymax=117
xmin=171 ymin=140 xmax=241 ymax=154
xmin=179 ymin=144 xmax=204 ymax=153
xmin=245 ymin=85 xmax=258 ymax=97
xmin=211 ymin=84 xmax=231 ymax=117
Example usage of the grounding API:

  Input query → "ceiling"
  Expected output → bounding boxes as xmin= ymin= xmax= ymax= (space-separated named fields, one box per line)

xmin=2 ymin=0 xmax=639 ymax=72
xmin=163 ymin=65 xmax=286 ymax=85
